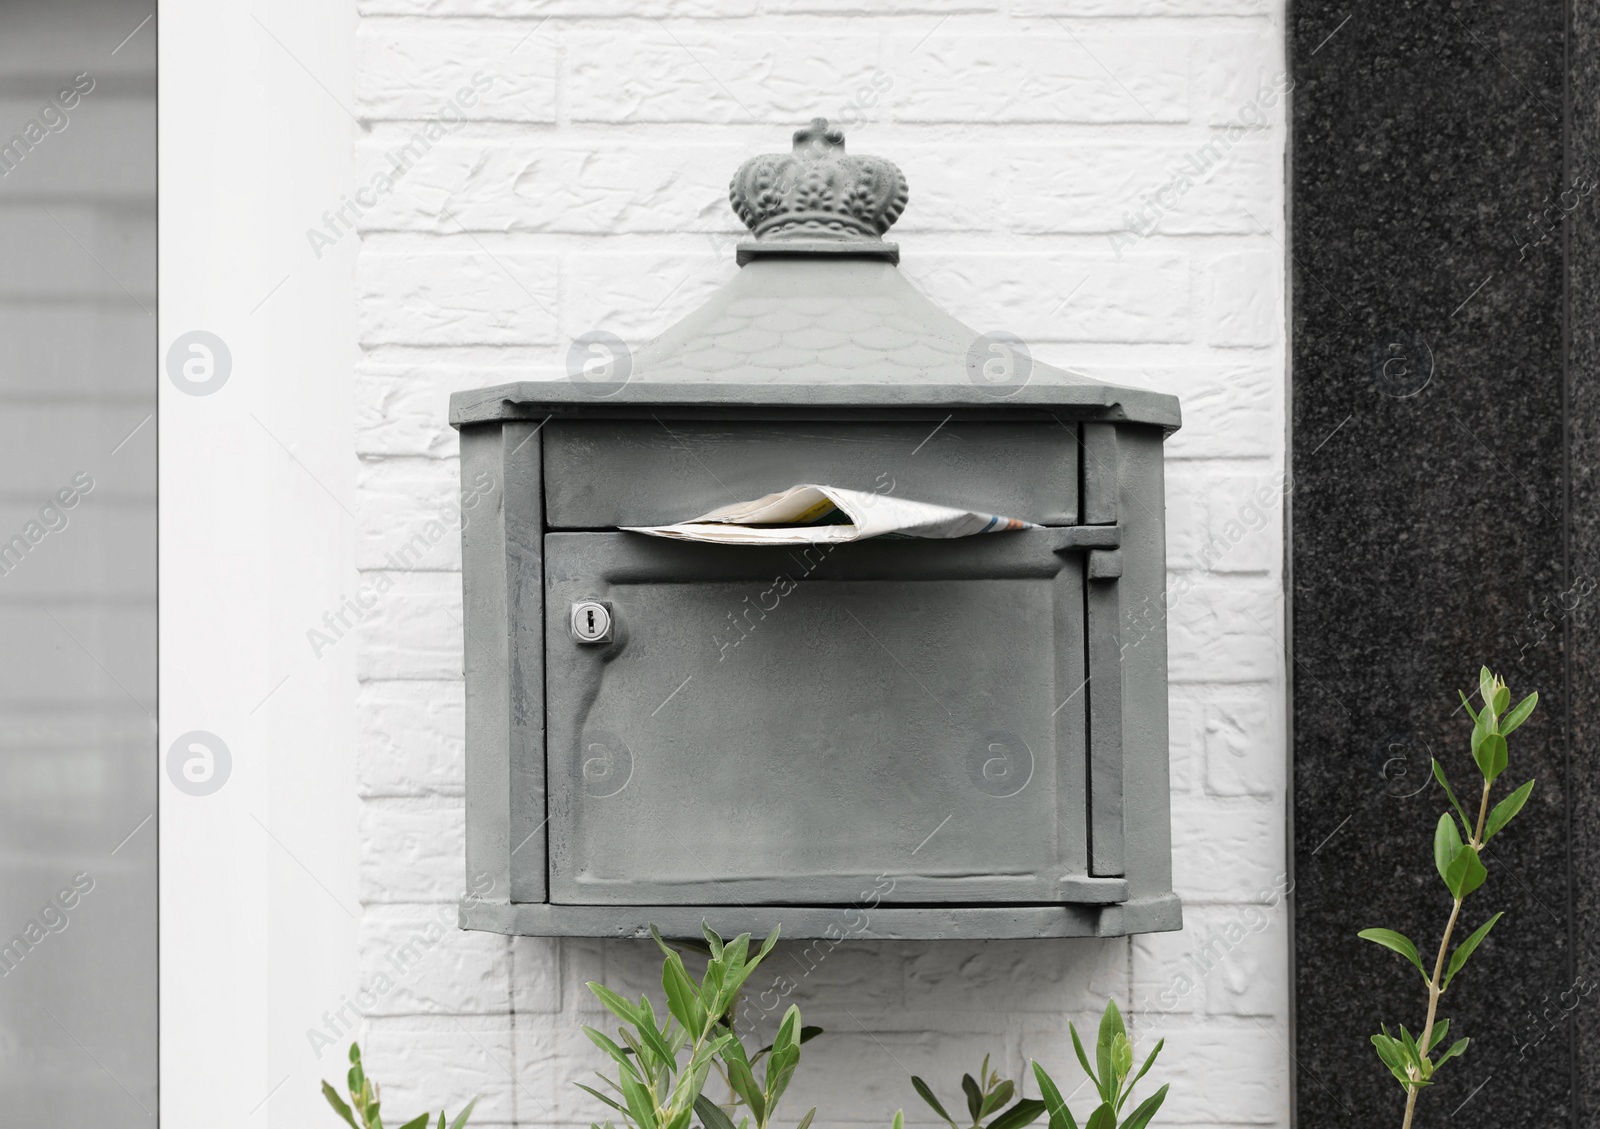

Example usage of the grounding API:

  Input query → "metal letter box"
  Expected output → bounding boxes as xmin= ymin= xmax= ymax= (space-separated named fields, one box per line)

xmin=452 ymin=121 xmax=1182 ymax=939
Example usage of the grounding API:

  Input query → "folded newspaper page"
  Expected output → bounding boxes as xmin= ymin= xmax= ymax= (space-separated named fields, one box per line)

xmin=623 ymin=484 xmax=1040 ymax=545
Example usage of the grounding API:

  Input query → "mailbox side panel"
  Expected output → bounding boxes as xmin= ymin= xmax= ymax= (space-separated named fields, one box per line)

xmin=1117 ymin=425 xmax=1178 ymax=928
xmin=1082 ymin=423 xmax=1124 ymax=877
xmin=459 ymin=422 xmax=546 ymax=905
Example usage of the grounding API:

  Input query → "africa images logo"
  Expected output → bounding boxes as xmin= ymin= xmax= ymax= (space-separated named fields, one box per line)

xmin=0 ymin=472 xmax=94 ymax=580
xmin=0 ymin=71 xmax=95 ymax=178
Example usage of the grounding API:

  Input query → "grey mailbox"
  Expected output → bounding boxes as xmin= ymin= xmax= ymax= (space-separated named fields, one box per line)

xmin=452 ymin=120 xmax=1182 ymax=940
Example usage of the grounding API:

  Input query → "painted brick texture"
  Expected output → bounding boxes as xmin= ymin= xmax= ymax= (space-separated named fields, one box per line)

xmin=350 ymin=5 xmax=1289 ymax=1127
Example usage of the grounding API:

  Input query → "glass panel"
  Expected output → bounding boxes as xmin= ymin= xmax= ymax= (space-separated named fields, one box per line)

xmin=0 ymin=0 xmax=156 ymax=1121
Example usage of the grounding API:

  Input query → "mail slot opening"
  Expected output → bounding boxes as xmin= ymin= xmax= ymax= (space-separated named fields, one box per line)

xmin=621 ymin=483 xmax=1043 ymax=546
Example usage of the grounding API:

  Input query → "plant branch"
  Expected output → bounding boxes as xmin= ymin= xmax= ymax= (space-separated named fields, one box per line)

xmin=1365 ymin=673 xmax=1536 ymax=1129
xmin=1401 ymin=775 xmax=1493 ymax=1129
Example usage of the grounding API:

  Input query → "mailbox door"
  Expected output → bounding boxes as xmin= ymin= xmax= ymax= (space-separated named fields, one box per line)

xmin=543 ymin=530 xmax=1093 ymax=906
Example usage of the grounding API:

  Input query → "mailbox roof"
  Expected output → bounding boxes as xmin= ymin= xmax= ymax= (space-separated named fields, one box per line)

xmin=452 ymin=253 xmax=1180 ymax=430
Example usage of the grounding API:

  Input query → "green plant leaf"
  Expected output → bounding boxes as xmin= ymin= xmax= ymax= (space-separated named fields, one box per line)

xmin=716 ymin=936 xmax=750 ymax=1007
xmin=639 ymin=999 xmax=681 ymax=1074
xmin=660 ymin=956 xmax=707 ymax=1036
xmin=1029 ymin=1063 xmax=1080 ymax=1129
xmin=987 ymin=1099 xmax=1046 ymax=1129
xmin=1444 ymin=844 xmax=1489 ymax=899
xmin=323 ymin=1081 xmax=360 ymax=1129
xmin=727 ymin=1059 xmax=765 ymax=1123
xmin=619 ymin=1072 xmax=658 ymax=1129
xmin=1398 ymin=1025 xmax=1420 ymax=1064
xmin=1433 ymin=1038 xmax=1470 ymax=1071
xmin=1434 ymin=814 xmax=1462 ymax=889
xmin=584 ymin=1027 xmax=642 ymax=1079
xmin=1094 ymin=1001 xmax=1125 ymax=1103
xmin=669 ymin=1048 xmax=724 ymax=1129
xmin=1492 ymin=683 xmax=1511 ymax=715
xmin=720 ymin=1023 xmax=755 ymax=1081
xmin=795 ymin=1109 xmax=816 ymax=1129
xmin=1069 ymin=1024 xmax=1098 ymax=1095
xmin=1431 ymin=760 xmax=1472 ymax=836
xmin=1126 ymin=1038 xmax=1164 ymax=1096
xmin=1459 ymin=690 xmax=1481 ymax=726
xmin=650 ymin=924 xmax=678 ymax=960
xmin=579 ymin=1083 xmax=629 ymax=1116
xmin=1370 ymin=1032 xmax=1410 ymax=1086
xmin=1395 ymin=1030 xmax=1429 ymax=1089
xmin=695 ymin=1095 xmax=738 ymax=1129
xmin=771 ymin=1007 xmax=799 ymax=1059
xmin=618 ymin=1028 xmax=652 ymax=1075
xmin=1473 ymin=733 xmax=1509 ymax=783
xmin=764 ymin=1005 xmax=803 ymax=1111
xmin=750 ymin=927 xmax=781 ymax=972
xmin=700 ymin=923 xmax=725 ymax=959
xmin=962 ymin=1074 xmax=984 ymax=1123
xmin=451 ymin=1103 xmax=480 ymax=1129
xmin=397 ymin=1115 xmax=432 ymax=1129
xmin=1502 ymin=692 xmax=1538 ymax=735
xmin=1479 ymin=667 xmax=1497 ymax=721
xmin=1357 ymin=928 xmax=1429 ymax=978
xmin=891 ymin=1111 xmax=904 ymax=1129
xmin=589 ymin=983 xmax=643 ymax=1029
xmin=978 ymin=1080 xmax=1015 ymax=1120
xmin=1083 ymin=1103 xmax=1115 ymax=1129
xmin=1388 ymin=1023 xmax=1427 ymax=1081
xmin=1485 ymin=779 xmax=1536 ymax=842
xmin=766 ymin=1056 xmax=799 ymax=1112
xmin=912 ymin=1078 xmax=957 ymax=1129
xmin=1119 ymin=1085 xmax=1169 ymax=1129
xmin=725 ymin=931 xmax=753 ymax=969
xmin=1444 ymin=911 xmax=1505 ymax=990
xmin=1428 ymin=1019 xmax=1451 ymax=1051
xmin=1108 ymin=1034 xmax=1133 ymax=1091
xmin=700 ymin=956 xmax=731 ymax=1020
xmin=719 ymin=1028 xmax=752 ymax=1071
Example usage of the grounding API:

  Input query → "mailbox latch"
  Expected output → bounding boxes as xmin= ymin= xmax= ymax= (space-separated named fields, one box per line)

xmin=570 ymin=599 xmax=614 ymax=644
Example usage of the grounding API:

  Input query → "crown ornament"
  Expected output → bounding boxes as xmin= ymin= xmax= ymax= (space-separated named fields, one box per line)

xmin=729 ymin=118 xmax=909 ymax=244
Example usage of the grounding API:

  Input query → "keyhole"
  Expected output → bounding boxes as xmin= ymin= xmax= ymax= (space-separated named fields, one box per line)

xmin=572 ymin=600 xmax=611 ymax=644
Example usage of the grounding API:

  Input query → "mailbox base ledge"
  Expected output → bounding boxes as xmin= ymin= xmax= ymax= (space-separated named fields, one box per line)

xmin=458 ymin=897 xmax=1182 ymax=940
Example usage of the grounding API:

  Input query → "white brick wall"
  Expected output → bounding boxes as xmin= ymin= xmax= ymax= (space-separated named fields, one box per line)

xmin=351 ymin=4 xmax=1288 ymax=1126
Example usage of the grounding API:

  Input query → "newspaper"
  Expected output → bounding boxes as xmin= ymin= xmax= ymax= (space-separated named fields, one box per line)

xmin=623 ymin=484 xmax=1040 ymax=545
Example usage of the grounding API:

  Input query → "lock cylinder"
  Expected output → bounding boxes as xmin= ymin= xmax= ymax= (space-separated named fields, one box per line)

xmin=569 ymin=599 xmax=614 ymax=644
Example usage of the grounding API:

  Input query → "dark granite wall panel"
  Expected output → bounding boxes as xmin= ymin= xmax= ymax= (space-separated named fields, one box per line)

xmin=1569 ymin=1 xmax=1600 ymax=1122
xmin=1291 ymin=1 xmax=1576 ymax=1124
